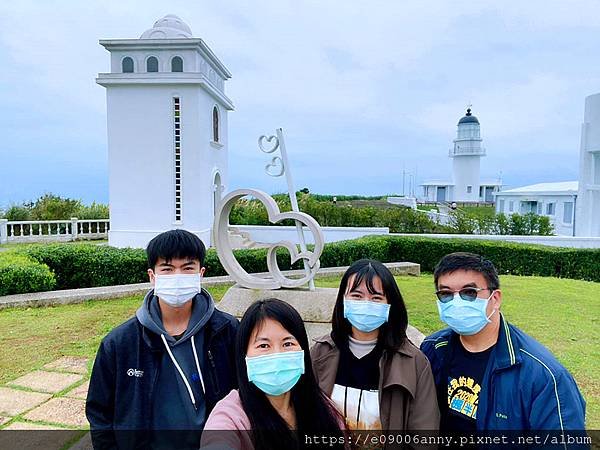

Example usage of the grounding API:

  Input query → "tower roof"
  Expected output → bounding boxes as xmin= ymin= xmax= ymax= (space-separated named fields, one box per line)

xmin=140 ymin=14 xmax=192 ymax=39
xmin=458 ymin=108 xmax=480 ymax=125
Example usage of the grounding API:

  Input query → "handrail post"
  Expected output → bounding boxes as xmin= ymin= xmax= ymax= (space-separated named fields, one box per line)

xmin=71 ymin=217 xmax=78 ymax=241
xmin=0 ymin=219 xmax=7 ymax=244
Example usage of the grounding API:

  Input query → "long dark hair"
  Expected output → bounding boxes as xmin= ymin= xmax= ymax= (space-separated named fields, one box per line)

xmin=332 ymin=259 xmax=408 ymax=350
xmin=236 ymin=298 xmax=344 ymax=449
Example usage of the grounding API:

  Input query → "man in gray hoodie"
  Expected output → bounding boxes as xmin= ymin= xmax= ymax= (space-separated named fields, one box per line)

xmin=86 ymin=229 xmax=239 ymax=449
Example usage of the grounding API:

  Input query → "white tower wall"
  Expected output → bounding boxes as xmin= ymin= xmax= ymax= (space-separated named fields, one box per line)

xmin=98 ymin=15 xmax=233 ymax=248
xmin=576 ymin=93 xmax=600 ymax=237
xmin=452 ymin=156 xmax=482 ymax=202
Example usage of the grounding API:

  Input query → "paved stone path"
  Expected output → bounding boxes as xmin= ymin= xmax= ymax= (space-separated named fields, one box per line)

xmin=0 ymin=356 xmax=91 ymax=449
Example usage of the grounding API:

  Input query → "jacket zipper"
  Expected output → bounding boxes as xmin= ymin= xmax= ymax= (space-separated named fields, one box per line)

xmin=377 ymin=350 xmax=385 ymax=429
xmin=207 ymin=349 xmax=220 ymax=396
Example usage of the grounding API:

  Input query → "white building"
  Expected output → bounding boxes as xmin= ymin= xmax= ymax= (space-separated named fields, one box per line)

xmin=575 ymin=93 xmax=600 ymax=237
xmin=97 ymin=15 xmax=234 ymax=248
xmin=421 ymin=108 xmax=501 ymax=203
xmin=494 ymin=182 xmax=578 ymax=236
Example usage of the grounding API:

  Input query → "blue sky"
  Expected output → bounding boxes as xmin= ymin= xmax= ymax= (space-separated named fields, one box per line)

xmin=1 ymin=0 xmax=599 ymax=207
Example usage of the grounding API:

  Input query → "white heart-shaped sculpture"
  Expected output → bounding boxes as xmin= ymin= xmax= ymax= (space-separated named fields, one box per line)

xmin=213 ymin=189 xmax=324 ymax=289
xmin=265 ymin=156 xmax=285 ymax=177
xmin=258 ymin=135 xmax=280 ymax=154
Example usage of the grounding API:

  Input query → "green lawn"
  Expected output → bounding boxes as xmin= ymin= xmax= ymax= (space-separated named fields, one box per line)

xmin=0 ymin=275 xmax=598 ymax=427
xmin=458 ymin=205 xmax=496 ymax=218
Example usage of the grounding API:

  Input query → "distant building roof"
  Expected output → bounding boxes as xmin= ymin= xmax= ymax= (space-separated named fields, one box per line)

xmin=496 ymin=181 xmax=578 ymax=196
xmin=420 ymin=181 xmax=455 ymax=186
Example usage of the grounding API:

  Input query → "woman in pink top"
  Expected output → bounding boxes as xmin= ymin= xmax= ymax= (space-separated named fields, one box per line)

xmin=202 ymin=298 xmax=345 ymax=450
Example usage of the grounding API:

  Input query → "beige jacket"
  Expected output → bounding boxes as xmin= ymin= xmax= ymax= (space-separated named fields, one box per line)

xmin=311 ymin=334 xmax=440 ymax=431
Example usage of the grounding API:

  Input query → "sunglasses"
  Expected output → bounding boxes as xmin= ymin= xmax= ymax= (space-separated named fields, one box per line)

xmin=435 ymin=287 xmax=493 ymax=303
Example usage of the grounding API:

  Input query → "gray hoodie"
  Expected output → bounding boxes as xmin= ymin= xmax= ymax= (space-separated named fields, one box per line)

xmin=136 ymin=287 xmax=215 ymax=430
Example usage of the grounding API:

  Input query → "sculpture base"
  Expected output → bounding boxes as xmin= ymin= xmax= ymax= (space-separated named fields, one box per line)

xmin=218 ymin=285 xmax=425 ymax=345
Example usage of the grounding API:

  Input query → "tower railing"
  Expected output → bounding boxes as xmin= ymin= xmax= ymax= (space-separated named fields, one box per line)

xmin=449 ymin=146 xmax=486 ymax=156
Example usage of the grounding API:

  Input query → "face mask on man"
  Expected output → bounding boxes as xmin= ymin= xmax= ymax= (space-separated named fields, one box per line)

xmin=153 ymin=273 xmax=202 ymax=307
xmin=437 ymin=292 xmax=496 ymax=336
xmin=246 ymin=350 xmax=305 ymax=396
xmin=343 ymin=299 xmax=391 ymax=333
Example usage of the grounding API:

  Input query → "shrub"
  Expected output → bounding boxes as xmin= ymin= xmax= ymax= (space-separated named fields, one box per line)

xmin=0 ymin=253 xmax=56 ymax=295
xmin=448 ymin=211 xmax=554 ymax=236
xmin=77 ymin=202 xmax=109 ymax=219
xmin=31 ymin=193 xmax=82 ymax=220
xmin=448 ymin=211 xmax=478 ymax=234
xmin=24 ymin=244 xmax=148 ymax=290
xmin=6 ymin=236 xmax=598 ymax=295
xmin=3 ymin=205 xmax=32 ymax=221
xmin=331 ymin=236 xmax=599 ymax=282
xmin=537 ymin=215 xmax=554 ymax=236
xmin=495 ymin=213 xmax=511 ymax=235
xmin=21 ymin=243 xmax=299 ymax=290
xmin=2 ymin=195 xmax=110 ymax=221
xmin=229 ymin=195 xmax=447 ymax=233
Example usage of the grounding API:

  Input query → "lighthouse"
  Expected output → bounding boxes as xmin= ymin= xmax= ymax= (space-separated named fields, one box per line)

xmin=96 ymin=15 xmax=234 ymax=248
xmin=450 ymin=108 xmax=485 ymax=202
xmin=421 ymin=108 xmax=500 ymax=203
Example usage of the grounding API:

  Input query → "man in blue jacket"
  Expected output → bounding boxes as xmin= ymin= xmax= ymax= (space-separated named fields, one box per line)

xmin=86 ymin=229 xmax=239 ymax=449
xmin=420 ymin=252 xmax=586 ymax=434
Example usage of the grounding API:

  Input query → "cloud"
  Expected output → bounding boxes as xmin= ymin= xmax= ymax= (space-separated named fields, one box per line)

xmin=1 ymin=0 xmax=599 ymax=205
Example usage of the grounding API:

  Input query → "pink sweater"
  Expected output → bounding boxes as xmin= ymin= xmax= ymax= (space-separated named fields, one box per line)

xmin=202 ymin=389 xmax=346 ymax=450
xmin=201 ymin=389 xmax=254 ymax=450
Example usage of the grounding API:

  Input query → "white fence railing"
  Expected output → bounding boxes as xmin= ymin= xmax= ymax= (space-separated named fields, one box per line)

xmin=0 ymin=218 xmax=109 ymax=244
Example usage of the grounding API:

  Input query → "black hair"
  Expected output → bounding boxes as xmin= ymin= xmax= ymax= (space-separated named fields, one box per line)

xmin=236 ymin=299 xmax=345 ymax=449
xmin=146 ymin=229 xmax=206 ymax=269
xmin=331 ymin=259 xmax=408 ymax=350
xmin=433 ymin=252 xmax=500 ymax=290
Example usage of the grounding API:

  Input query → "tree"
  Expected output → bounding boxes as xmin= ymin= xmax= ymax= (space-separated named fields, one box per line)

xmin=77 ymin=202 xmax=109 ymax=219
xmin=4 ymin=205 xmax=32 ymax=221
xmin=31 ymin=194 xmax=82 ymax=220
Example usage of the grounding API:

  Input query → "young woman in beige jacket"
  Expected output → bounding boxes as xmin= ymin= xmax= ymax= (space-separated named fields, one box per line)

xmin=311 ymin=259 xmax=440 ymax=431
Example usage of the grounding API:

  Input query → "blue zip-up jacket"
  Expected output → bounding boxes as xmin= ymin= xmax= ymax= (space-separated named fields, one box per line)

xmin=420 ymin=314 xmax=586 ymax=431
xmin=86 ymin=289 xmax=238 ymax=449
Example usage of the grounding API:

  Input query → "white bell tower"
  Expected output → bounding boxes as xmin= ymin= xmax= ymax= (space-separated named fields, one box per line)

xmin=97 ymin=14 xmax=234 ymax=248
xmin=450 ymin=108 xmax=485 ymax=202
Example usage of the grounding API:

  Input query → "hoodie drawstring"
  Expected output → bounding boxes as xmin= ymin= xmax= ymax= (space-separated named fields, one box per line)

xmin=160 ymin=334 xmax=206 ymax=409
xmin=190 ymin=335 xmax=206 ymax=394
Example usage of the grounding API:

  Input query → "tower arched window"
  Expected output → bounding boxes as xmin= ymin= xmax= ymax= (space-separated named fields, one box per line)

xmin=212 ymin=106 xmax=219 ymax=142
xmin=146 ymin=56 xmax=159 ymax=72
xmin=171 ymin=56 xmax=183 ymax=72
xmin=122 ymin=57 xmax=134 ymax=73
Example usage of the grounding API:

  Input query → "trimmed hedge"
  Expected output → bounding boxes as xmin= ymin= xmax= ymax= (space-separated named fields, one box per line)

xmin=20 ymin=243 xmax=302 ymax=290
xmin=1 ymin=236 xmax=597 ymax=294
xmin=318 ymin=236 xmax=600 ymax=282
xmin=0 ymin=253 xmax=56 ymax=295
xmin=23 ymin=244 xmax=149 ymax=290
xmin=229 ymin=195 xmax=451 ymax=233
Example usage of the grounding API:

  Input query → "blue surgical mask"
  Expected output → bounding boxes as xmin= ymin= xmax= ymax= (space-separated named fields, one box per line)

xmin=437 ymin=292 xmax=496 ymax=336
xmin=343 ymin=299 xmax=390 ymax=333
xmin=246 ymin=350 xmax=305 ymax=396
